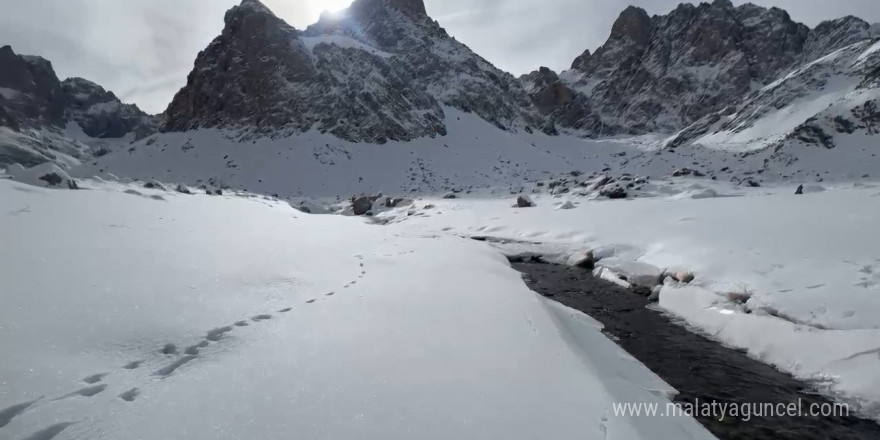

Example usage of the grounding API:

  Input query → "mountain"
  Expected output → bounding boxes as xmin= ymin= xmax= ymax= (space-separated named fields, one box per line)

xmin=163 ymin=0 xmax=541 ymax=143
xmin=5 ymin=0 xmax=880 ymax=195
xmin=0 ymin=45 xmax=157 ymax=167
xmin=524 ymin=0 xmax=879 ymax=138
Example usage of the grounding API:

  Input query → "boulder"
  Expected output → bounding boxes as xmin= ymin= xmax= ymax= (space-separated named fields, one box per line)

xmin=39 ymin=173 xmax=63 ymax=187
xmin=568 ymin=251 xmax=595 ymax=269
xmin=352 ymin=196 xmax=373 ymax=216
xmin=599 ymin=183 xmax=628 ymax=199
xmin=516 ymin=195 xmax=535 ymax=208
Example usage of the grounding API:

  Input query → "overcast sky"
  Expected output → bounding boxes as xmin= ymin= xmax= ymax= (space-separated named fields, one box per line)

xmin=1 ymin=0 xmax=877 ymax=114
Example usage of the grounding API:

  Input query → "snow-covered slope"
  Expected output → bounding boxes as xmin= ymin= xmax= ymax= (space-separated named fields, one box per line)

xmin=524 ymin=1 xmax=879 ymax=138
xmin=0 ymin=178 xmax=713 ymax=440
xmin=663 ymin=35 xmax=880 ymax=182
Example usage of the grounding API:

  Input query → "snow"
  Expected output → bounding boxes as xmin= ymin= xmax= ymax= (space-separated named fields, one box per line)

xmin=375 ymin=183 xmax=880 ymax=420
xmin=853 ymin=39 xmax=880 ymax=67
xmin=86 ymin=100 xmax=123 ymax=114
xmin=0 ymin=87 xmax=20 ymax=100
xmin=5 ymin=162 xmax=72 ymax=186
xmin=695 ymin=78 xmax=857 ymax=150
xmin=0 ymin=178 xmax=713 ymax=440
xmin=300 ymin=35 xmax=393 ymax=58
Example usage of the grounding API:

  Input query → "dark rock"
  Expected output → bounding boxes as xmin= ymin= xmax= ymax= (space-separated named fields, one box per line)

xmin=599 ymin=183 xmax=628 ymax=199
xmin=352 ymin=196 xmax=373 ymax=215
xmin=795 ymin=184 xmax=804 ymax=195
xmin=176 ymin=185 xmax=193 ymax=195
xmin=38 ymin=173 xmax=63 ymax=186
xmin=516 ymin=195 xmax=535 ymax=208
xmin=164 ymin=0 xmax=539 ymax=144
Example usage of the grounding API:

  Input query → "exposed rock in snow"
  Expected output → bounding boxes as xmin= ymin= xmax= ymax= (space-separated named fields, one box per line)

xmin=599 ymin=182 xmax=628 ymax=199
xmin=62 ymin=77 xmax=157 ymax=140
xmin=352 ymin=195 xmax=374 ymax=215
xmin=6 ymin=162 xmax=72 ymax=187
xmin=516 ymin=195 xmax=535 ymax=208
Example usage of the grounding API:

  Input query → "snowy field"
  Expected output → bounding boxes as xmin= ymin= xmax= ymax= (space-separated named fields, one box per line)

xmin=0 ymin=178 xmax=713 ymax=440
xmin=377 ymin=181 xmax=880 ymax=420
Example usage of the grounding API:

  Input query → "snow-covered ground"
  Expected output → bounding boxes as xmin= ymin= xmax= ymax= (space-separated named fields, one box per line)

xmin=376 ymin=181 xmax=880 ymax=420
xmin=0 ymin=178 xmax=713 ymax=440
xmin=69 ymin=108 xmax=879 ymax=200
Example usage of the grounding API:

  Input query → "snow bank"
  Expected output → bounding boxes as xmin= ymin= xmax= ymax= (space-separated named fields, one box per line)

xmin=0 ymin=179 xmax=711 ymax=440
xmin=6 ymin=162 xmax=73 ymax=187
xmin=384 ymin=183 xmax=880 ymax=419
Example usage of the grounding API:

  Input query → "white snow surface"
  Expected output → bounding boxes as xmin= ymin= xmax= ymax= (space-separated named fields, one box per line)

xmin=301 ymin=34 xmax=394 ymax=58
xmin=376 ymin=183 xmax=880 ymax=420
xmin=0 ymin=179 xmax=713 ymax=440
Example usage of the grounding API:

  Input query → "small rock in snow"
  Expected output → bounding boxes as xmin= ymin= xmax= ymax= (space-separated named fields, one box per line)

xmin=516 ymin=195 xmax=535 ymax=208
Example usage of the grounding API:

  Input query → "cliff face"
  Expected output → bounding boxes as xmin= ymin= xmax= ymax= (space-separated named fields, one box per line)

xmin=163 ymin=0 xmax=541 ymax=143
xmin=524 ymin=1 xmax=877 ymax=138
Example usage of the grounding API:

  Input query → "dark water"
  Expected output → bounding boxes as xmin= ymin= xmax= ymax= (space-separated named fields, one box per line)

xmin=515 ymin=262 xmax=880 ymax=440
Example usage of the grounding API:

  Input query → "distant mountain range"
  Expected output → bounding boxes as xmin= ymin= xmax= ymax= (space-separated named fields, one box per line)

xmin=2 ymin=0 xmax=878 ymax=192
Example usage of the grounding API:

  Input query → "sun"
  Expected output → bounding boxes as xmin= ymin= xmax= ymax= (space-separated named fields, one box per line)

xmin=264 ymin=0 xmax=354 ymax=26
xmin=316 ymin=0 xmax=353 ymax=14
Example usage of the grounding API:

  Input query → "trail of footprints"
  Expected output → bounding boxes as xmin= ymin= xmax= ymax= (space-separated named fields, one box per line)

xmin=1 ymin=256 xmax=370 ymax=440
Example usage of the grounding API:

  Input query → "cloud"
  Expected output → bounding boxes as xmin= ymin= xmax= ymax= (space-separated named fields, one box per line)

xmin=1 ymin=0 xmax=878 ymax=114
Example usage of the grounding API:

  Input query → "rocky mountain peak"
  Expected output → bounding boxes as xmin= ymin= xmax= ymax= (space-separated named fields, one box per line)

xmin=385 ymin=0 xmax=427 ymax=18
xmin=165 ymin=0 xmax=538 ymax=142
xmin=0 ymin=45 xmax=65 ymax=128
xmin=609 ymin=6 xmax=652 ymax=45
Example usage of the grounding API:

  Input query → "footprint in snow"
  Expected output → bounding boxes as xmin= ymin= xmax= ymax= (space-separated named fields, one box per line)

xmin=82 ymin=373 xmax=109 ymax=384
xmin=17 ymin=422 xmax=75 ymax=440
xmin=123 ymin=360 xmax=144 ymax=370
xmin=52 ymin=384 xmax=107 ymax=401
xmin=0 ymin=397 xmax=42 ymax=428
xmin=119 ymin=388 xmax=140 ymax=402
xmin=153 ymin=356 xmax=197 ymax=378
xmin=161 ymin=343 xmax=178 ymax=355
xmin=206 ymin=326 xmax=234 ymax=342
xmin=326 ymin=292 xmax=336 ymax=297
xmin=235 ymin=321 xmax=249 ymax=327
xmin=279 ymin=307 xmax=292 ymax=313
xmin=306 ymin=299 xmax=317 ymax=304
xmin=252 ymin=314 xmax=272 ymax=322
xmin=185 ymin=341 xmax=210 ymax=355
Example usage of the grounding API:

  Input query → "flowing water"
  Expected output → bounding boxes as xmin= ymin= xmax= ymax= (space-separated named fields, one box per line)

xmin=515 ymin=261 xmax=880 ymax=440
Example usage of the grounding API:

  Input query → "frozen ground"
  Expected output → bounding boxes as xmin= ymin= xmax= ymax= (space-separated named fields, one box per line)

xmin=376 ymin=181 xmax=880 ymax=420
xmin=0 ymin=178 xmax=713 ymax=440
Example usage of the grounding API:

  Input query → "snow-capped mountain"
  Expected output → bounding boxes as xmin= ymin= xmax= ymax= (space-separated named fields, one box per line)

xmin=3 ymin=0 xmax=880 ymax=191
xmin=0 ymin=45 xmax=157 ymax=167
xmin=524 ymin=0 xmax=879 ymax=137
xmin=164 ymin=0 xmax=540 ymax=143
